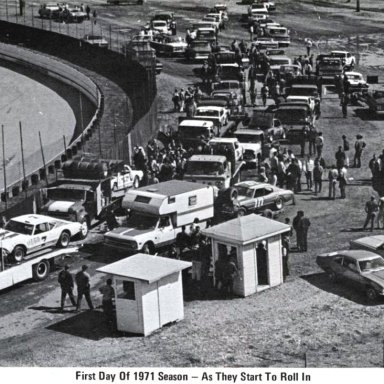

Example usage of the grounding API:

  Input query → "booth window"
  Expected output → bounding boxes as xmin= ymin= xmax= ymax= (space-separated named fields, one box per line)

xmin=189 ymin=196 xmax=197 ymax=206
xmin=116 ymin=280 xmax=136 ymax=300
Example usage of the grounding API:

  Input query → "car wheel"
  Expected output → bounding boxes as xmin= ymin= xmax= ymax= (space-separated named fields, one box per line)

xmin=12 ymin=245 xmax=26 ymax=263
xmin=142 ymin=242 xmax=155 ymax=254
xmin=238 ymin=208 xmax=247 ymax=217
xmin=328 ymin=271 xmax=337 ymax=283
xmin=33 ymin=260 xmax=50 ymax=281
xmin=57 ymin=231 xmax=71 ymax=248
xmin=366 ymin=287 xmax=378 ymax=301
xmin=79 ymin=218 xmax=89 ymax=240
xmin=133 ymin=176 xmax=140 ymax=189
xmin=275 ymin=197 xmax=283 ymax=210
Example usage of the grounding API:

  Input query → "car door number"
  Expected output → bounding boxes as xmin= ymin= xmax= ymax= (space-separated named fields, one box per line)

xmin=27 ymin=237 xmax=42 ymax=247
xmin=254 ymin=198 xmax=264 ymax=209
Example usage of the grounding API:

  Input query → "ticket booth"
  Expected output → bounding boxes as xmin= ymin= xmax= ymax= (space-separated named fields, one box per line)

xmin=97 ymin=254 xmax=191 ymax=336
xmin=202 ymin=214 xmax=291 ymax=297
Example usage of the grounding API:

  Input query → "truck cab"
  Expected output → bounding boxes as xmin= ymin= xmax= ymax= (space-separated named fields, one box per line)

xmin=184 ymin=154 xmax=232 ymax=191
xmin=177 ymin=119 xmax=217 ymax=149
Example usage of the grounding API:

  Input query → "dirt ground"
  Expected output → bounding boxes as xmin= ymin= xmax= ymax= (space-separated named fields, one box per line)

xmin=1 ymin=0 xmax=384 ymax=368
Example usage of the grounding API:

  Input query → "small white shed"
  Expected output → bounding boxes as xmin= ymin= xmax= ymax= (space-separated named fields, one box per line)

xmin=202 ymin=214 xmax=290 ymax=297
xmin=97 ymin=254 xmax=191 ymax=336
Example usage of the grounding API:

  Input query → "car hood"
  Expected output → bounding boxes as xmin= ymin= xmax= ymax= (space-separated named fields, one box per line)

xmin=106 ymin=226 xmax=155 ymax=240
xmin=365 ymin=269 xmax=384 ymax=286
xmin=0 ymin=229 xmax=23 ymax=241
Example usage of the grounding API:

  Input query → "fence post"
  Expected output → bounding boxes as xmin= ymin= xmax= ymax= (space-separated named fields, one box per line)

xmin=382 ymin=339 xmax=384 ymax=367
xmin=304 ymin=352 xmax=307 ymax=368
xmin=31 ymin=3 xmax=34 ymax=27
xmin=5 ymin=0 xmax=9 ymax=21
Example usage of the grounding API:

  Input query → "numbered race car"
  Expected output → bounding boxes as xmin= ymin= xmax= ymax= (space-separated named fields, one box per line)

xmin=0 ymin=214 xmax=84 ymax=263
xmin=217 ymin=181 xmax=294 ymax=220
xmin=110 ymin=165 xmax=143 ymax=193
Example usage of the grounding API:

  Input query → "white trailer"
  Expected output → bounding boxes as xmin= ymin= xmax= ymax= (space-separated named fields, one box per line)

xmin=104 ymin=180 xmax=214 ymax=254
xmin=0 ymin=247 xmax=79 ymax=291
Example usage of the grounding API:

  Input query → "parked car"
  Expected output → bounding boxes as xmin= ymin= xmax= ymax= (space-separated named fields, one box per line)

xmin=208 ymin=137 xmax=244 ymax=161
xmin=350 ymin=235 xmax=384 ymax=258
xmin=38 ymin=3 xmax=60 ymax=19
xmin=316 ymin=249 xmax=384 ymax=301
xmin=185 ymin=40 xmax=212 ymax=61
xmin=82 ymin=35 xmax=109 ymax=48
xmin=60 ymin=7 xmax=87 ymax=23
xmin=194 ymin=106 xmax=230 ymax=127
xmin=150 ymin=35 xmax=187 ymax=56
xmin=330 ymin=50 xmax=356 ymax=70
xmin=252 ymin=37 xmax=279 ymax=50
xmin=0 ymin=214 xmax=84 ymax=263
xmin=150 ymin=20 xmax=170 ymax=34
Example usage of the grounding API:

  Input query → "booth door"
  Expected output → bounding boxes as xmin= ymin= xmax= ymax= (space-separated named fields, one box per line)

xmin=256 ymin=241 xmax=269 ymax=287
xmin=115 ymin=279 xmax=142 ymax=334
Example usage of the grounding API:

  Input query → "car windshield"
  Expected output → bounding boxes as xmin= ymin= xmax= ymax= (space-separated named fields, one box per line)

xmin=196 ymin=110 xmax=220 ymax=117
xmin=270 ymin=58 xmax=290 ymax=66
xmin=359 ymin=257 xmax=384 ymax=272
xmin=179 ymin=126 xmax=209 ymax=138
xmin=347 ymin=75 xmax=362 ymax=81
xmin=153 ymin=21 xmax=166 ymax=26
xmin=268 ymin=29 xmax=288 ymax=36
xmin=236 ymin=186 xmax=254 ymax=198
xmin=186 ymin=161 xmax=224 ymax=175
xmin=291 ymin=88 xmax=318 ymax=97
xmin=5 ymin=220 xmax=34 ymax=235
xmin=235 ymin=134 xmax=262 ymax=143
xmin=47 ymin=188 xmax=86 ymax=201
xmin=126 ymin=212 xmax=158 ymax=230
xmin=276 ymin=109 xmax=307 ymax=124
xmin=214 ymin=82 xmax=239 ymax=90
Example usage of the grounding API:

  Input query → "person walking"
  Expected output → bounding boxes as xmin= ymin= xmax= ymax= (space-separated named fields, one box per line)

xmin=313 ymin=160 xmax=324 ymax=195
xmin=99 ymin=278 xmax=115 ymax=330
xmin=85 ymin=5 xmax=90 ymax=20
xmin=308 ymin=126 xmax=317 ymax=156
xmin=378 ymin=197 xmax=384 ymax=229
xmin=328 ymin=165 xmax=339 ymax=200
xmin=315 ymin=132 xmax=324 ymax=157
xmin=340 ymin=92 xmax=349 ymax=118
xmin=303 ymin=155 xmax=314 ymax=190
xmin=172 ymin=89 xmax=180 ymax=111
xmin=92 ymin=9 xmax=97 ymax=24
xmin=298 ymin=211 xmax=311 ymax=252
xmin=305 ymin=38 xmax=313 ymax=56
xmin=58 ymin=265 xmax=76 ymax=311
xmin=353 ymin=134 xmax=366 ymax=168
xmin=342 ymin=134 xmax=350 ymax=167
xmin=222 ymin=256 xmax=239 ymax=296
xmin=363 ymin=196 xmax=379 ymax=232
xmin=261 ymin=84 xmax=269 ymax=107
xmin=75 ymin=265 xmax=94 ymax=311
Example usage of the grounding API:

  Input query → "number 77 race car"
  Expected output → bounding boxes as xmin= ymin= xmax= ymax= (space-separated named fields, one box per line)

xmin=0 ymin=214 xmax=84 ymax=263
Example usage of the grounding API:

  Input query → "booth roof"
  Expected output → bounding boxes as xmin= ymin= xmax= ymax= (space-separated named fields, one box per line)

xmin=202 ymin=214 xmax=291 ymax=244
xmin=96 ymin=254 xmax=192 ymax=284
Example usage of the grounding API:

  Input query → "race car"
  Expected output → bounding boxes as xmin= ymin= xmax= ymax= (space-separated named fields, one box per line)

xmin=0 ymin=214 xmax=84 ymax=263
xmin=218 ymin=181 xmax=294 ymax=218
xmin=110 ymin=165 xmax=144 ymax=192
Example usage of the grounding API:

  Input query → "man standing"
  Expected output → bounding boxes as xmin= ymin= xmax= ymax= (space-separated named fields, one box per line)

xmin=99 ymin=278 xmax=115 ymax=329
xmin=58 ymin=265 xmax=76 ymax=311
xmin=363 ymin=196 xmax=379 ymax=232
xmin=340 ymin=92 xmax=349 ymax=118
xmin=298 ymin=211 xmax=311 ymax=252
xmin=315 ymin=132 xmax=324 ymax=157
xmin=292 ymin=211 xmax=303 ymax=251
xmin=303 ymin=155 xmax=314 ymax=190
xmin=76 ymin=265 xmax=94 ymax=311
xmin=328 ymin=165 xmax=339 ymax=200
xmin=335 ymin=146 xmax=346 ymax=170
xmin=353 ymin=134 xmax=366 ymax=168
xmin=338 ymin=168 xmax=347 ymax=199
xmin=313 ymin=160 xmax=324 ymax=195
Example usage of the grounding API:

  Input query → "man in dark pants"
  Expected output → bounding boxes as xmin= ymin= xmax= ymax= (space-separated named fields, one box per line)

xmin=298 ymin=211 xmax=311 ymax=252
xmin=99 ymin=278 xmax=115 ymax=330
xmin=58 ymin=265 xmax=76 ymax=311
xmin=353 ymin=134 xmax=365 ymax=168
xmin=363 ymin=196 xmax=379 ymax=232
xmin=76 ymin=265 xmax=94 ymax=311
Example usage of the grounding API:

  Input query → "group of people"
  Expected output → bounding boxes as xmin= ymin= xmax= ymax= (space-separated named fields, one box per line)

xmin=58 ymin=264 xmax=115 ymax=329
xmin=171 ymin=85 xmax=202 ymax=114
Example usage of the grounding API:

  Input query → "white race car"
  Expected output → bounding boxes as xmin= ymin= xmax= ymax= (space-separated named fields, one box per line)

xmin=110 ymin=165 xmax=143 ymax=192
xmin=0 ymin=214 xmax=83 ymax=263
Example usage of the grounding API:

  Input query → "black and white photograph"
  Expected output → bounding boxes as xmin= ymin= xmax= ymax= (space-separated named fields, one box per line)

xmin=0 ymin=0 xmax=384 ymax=377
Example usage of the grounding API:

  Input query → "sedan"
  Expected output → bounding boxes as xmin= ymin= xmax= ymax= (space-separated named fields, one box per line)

xmin=0 ymin=214 xmax=83 ymax=263
xmin=82 ymin=35 xmax=109 ymax=48
xmin=316 ymin=250 xmax=384 ymax=301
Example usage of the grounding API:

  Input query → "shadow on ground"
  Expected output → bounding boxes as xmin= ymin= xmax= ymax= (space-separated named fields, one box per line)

xmin=301 ymin=272 xmax=383 ymax=306
xmin=45 ymin=309 xmax=139 ymax=340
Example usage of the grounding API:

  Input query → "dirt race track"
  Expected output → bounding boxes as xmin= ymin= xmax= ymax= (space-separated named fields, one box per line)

xmin=1 ymin=0 xmax=384 ymax=368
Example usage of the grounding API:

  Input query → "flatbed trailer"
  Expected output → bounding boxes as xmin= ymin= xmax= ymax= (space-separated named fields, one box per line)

xmin=0 ymin=247 xmax=78 ymax=291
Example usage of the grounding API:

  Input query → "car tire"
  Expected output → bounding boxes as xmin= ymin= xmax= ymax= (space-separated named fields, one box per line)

xmin=275 ymin=197 xmax=283 ymax=210
xmin=366 ymin=287 xmax=378 ymax=301
xmin=142 ymin=242 xmax=155 ymax=255
xmin=133 ymin=176 xmax=140 ymax=189
xmin=78 ymin=218 xmax=89 ymax=240
xmin=33 ymin=260 xmax=50 ymax=281
xmin=57 ymin=231 xmax=71 ymax=248
xmin=12 ymin=245 xmax=26 ymax=263
xmin=238 ymin=208 xmax=247 ymax=217
xmin=328 ymin=271 xmax=337 ymax=283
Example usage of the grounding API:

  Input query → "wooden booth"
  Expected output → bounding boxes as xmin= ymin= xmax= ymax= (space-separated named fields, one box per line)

xmin=97 ymin=254 xmax=191 ymax=336
xmin=202 ymin=214 xmax=290 ymax=297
